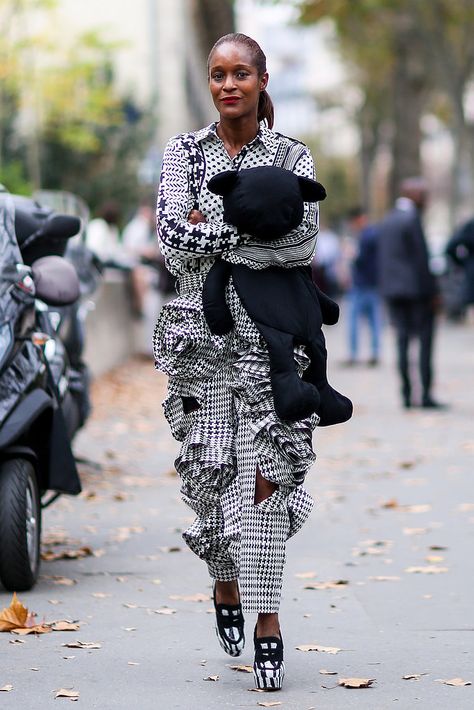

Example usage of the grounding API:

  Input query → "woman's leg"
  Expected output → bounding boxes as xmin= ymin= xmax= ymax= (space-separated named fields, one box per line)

xmin=236 ymin=418 xmax=290 ymax=625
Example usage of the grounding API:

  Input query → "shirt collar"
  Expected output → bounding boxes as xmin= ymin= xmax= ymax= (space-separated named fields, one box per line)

xmin=194 ymin=122 xmax=275 ymax=153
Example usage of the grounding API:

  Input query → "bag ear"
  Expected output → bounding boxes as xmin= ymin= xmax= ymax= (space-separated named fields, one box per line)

xmin=297 ymin=176 xmax=327 ymax=202
xmin=207 ymin=170 xmax=239 ymax=196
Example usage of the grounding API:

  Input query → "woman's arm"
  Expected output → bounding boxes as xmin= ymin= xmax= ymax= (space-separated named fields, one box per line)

xmin=224 ymin=147 xmax=319 ymax=269
xmin=156 ymin=136 xmax=241 ymax=259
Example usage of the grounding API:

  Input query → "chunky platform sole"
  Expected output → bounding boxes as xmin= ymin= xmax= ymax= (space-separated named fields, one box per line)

xmin=214 ymin=623 xmax=245 ymax=657
xmin=253 ymin=660 xmax=285 ymax=690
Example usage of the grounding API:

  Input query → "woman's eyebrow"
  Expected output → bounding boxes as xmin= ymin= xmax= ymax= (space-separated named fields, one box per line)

xmin=210 ymin=64 xmax=253 ymax=71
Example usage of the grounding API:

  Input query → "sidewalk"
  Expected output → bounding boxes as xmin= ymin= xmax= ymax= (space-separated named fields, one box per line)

xmin=1 ymin=316 xmax=473 ymax=710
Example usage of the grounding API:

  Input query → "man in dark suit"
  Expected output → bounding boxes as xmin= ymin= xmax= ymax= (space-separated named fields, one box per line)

xmin=378 ymin=178 xmax=444 ymax=409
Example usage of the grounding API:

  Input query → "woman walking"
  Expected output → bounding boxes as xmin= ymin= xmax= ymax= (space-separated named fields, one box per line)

xmin=154 ymin=33 xmax=320 ymax=691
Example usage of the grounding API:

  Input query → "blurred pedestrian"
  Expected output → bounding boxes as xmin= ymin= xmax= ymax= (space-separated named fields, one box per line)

xmin=445 ymin=217 xmax=474 ymax=323
xmin=122 ymin=200 xmax=159 ymax=316
xmin=378 ymin=178 xmax=445 ymax=409
xmin=345 ymin=207 xmax=382 ymax=366
xmin=311 ymin=224 xmax=342 ymax=298
xmin=154 ymin=33 xmax=322 ymax=691
xmin=85 ymin=200 xmax=128 ymax=266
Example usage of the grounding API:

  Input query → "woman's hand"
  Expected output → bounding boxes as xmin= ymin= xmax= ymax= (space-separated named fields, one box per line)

xmin=188 ymin=209 xmax=207 ymax=225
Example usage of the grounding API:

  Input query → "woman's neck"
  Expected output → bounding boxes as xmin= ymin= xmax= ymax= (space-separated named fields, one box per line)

xmin=216 ymin=116 xmax=260 ymax=158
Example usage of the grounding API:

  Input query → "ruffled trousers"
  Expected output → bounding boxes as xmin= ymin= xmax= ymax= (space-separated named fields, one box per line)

xmin=154 ymin=284 xmax=318 ymax=613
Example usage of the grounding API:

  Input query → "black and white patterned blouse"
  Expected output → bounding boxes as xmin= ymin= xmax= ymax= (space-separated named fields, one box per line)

xmin=156 ymin=122 xmax=319 ymax=276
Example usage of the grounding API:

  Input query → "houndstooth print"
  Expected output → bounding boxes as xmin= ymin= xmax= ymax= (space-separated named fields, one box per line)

xmin=155 ymin=124 xmax=320 ymax=614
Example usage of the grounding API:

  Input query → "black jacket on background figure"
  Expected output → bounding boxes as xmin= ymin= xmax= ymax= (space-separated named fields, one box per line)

xmin=378 ymin=200 xmax=437 ymax=406
xmin=446 ymin=218 xmax=474 ymax=305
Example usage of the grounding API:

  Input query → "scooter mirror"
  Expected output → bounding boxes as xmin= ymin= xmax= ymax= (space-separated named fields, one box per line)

xmin=31 ymin=256 xmax=80 ymax=306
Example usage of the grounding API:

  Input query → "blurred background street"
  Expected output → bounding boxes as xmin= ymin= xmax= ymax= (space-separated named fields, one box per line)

xmin=1 ymin=1 xmax=474 ymax=708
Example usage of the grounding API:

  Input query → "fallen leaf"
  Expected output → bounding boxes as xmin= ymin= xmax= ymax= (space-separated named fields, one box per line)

xmin=0 ymin=685 xmax=13 ymax=692
xmin=152 ymin=608 xmax=176 ymax=615
xmin=457 ymin=503 xmax=474 ymax=512
xmin=203 ymin=675 xmax=219 ymax=681
xmin=41 ymin=546 xmax=93 ymax=562
xmin=151 ymin=579 xmax=162 ymax=585
xmin=381 ymin=498 xmax=399 ymax=509
xmin=425 ymin=555 xmax=444 ymax=563
xmin=429 ymin=545 xmax=447 ymax=551
xmin=122 ymin=603 xmax=138 ymax=609
xmin=62 ymin=641 xmax=102 ymax=649
xmin=9 ymin=638 xmax=25 ymax=644
xmin=405 ymin=566 xmax=448 ymax=574
xmin=228 ymin=664 xmax=253 ymax=673
xmin=436 ymin=678 xmax=471 ymax=686
xmin=30 ymin=668 xmax=40 ymax=671
xmin=296 ymin=644 xmax=341 ymax=654
xmin=320 ymin=669 xmax=338 ymax=675
xmin=52 ymin=577 xmax=76 ymax=586
xmin=48 ymin=600 xmax=62 ymax=605
xmin=127 ymin=661 xmax=139 ymax=666
xmin=169 ymin=593 xmax=209 ymax=602
xmin=402 ymin=673 xmax=427 ymax=680
xmin=403 ymin=504 xmax=432 ymax=513
xmin=54 ymin=688 xmax=79 ymax=699
xmin=123 ymin=627 xmax=136 ymax=632
xmin=51 ymin=621 xmax=80 ymax=632
xmin=257 ymin=702 xmax=282 ymax=707
xmin=295 ymin=571 xmax=317 ymax=579
xmin=368 ymin=576 xmax=401 ymax=582
xmin=0 ymin=593 xmax=28 ymax=631
xmin=304 ymin=580 xmax=349 ymax=590
xmin=11 ymin=624 xmax=51 ymax=636
xmin=403 ymin=528 xmax=429 ymax=536
xmin=339 ymin=677 xmax=375 ymax=688
xmin=92 ymin=593 xmax=111 ymax=599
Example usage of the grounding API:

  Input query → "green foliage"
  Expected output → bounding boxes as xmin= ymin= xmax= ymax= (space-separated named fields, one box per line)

xmin=0 ymin=161 xmax=32 ymax=194
xmin=0 ymin=0 xmax=155 ymax=218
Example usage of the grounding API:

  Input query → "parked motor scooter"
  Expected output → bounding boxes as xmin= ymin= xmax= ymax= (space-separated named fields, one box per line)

xmin=0 ymin=188 xmax=86 ymax=591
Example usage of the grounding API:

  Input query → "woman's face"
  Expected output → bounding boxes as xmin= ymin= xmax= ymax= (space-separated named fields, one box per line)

xmin=208 ymin=42 xmax=268 ymax=122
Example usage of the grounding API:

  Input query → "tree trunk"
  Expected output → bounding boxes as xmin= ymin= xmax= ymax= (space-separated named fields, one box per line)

xmin=389 ymin=22 xmax=426 ymax=202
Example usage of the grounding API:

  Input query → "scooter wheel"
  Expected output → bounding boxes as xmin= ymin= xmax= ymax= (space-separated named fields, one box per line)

xmin=0 ymin=458 xmax=41 ymax=591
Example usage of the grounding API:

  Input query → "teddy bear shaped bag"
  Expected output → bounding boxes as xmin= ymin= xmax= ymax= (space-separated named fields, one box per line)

xmin=202 ymin=165 xmax=353 ymax=425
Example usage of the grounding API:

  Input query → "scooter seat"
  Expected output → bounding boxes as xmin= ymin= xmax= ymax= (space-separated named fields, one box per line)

xmin=31 ymin=256 xmax=80 ymax=306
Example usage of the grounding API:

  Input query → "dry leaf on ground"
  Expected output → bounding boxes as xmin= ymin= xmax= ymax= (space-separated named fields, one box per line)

xmin=295 ymin=571 xmax=317 ymax=579
xmin=368 ymin=576 xmax=401 ymax=582
xmin=41 ymin=546 xmax=93 ymax=562
xmin=52 ymin=577 xmax=76 ymax=586
xmin=0 ymin=685 xmax=13 ymax=692
xmin=436 ymin=678 xmax=471 ymax=686
xmin=339 ymin=677 xmax=376 ymax=688
xmin=403 ymin=673 xmax=427 ymax=680
xmin=304 ymin=580 xmax=349 ymax=590
xmin=51 ymin=621 xmax=80 ymax=632
xmin=152 ymin=608 xmax=176 ymax=615
xmin=203 ymin=675 xmax=219 ymax=681
xmin=257 ymin=702 xmax=282 ymax=707
xmin=296 ymin=644 xmax=341 ymax=654
xmin=320 ymin=669 xmax=338 ymax=675
xmin=62 ymin=641 xmax=101 ymax=649
xmin=12 ymin=624 xmax=51 ymax=636
xmin=54 ymin=688 xmax=79 ymax=700
xmin=405 ymin=566 xmax=448 ymax=574
xmin=92 ymin=593 xmax=111 ymax=599
xmin=0 ymin=593 xmax=28 ymax=631
xmin=403 ymin=527 xmax=429 ymax=536
xmin=169 ymin=593 xmax=209 ymax=602
xmin=228 ymin=664 xmax=253 ymax=673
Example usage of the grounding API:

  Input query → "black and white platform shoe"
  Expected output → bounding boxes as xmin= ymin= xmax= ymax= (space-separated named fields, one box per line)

xmin=253 ymin=629 xmax=285 ymax=690
xmin=213 ymin=586 xmax=245 ymax=657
